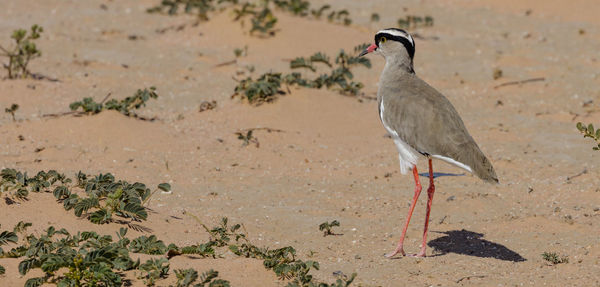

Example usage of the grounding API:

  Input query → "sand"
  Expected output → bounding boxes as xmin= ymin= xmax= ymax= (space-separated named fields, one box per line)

xmin=1 ymin=0 xmax=599 ymax=286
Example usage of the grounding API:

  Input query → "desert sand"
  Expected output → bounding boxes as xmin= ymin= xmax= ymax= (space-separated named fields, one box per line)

xmin=1 ymin=0 xmax=599 ymax=286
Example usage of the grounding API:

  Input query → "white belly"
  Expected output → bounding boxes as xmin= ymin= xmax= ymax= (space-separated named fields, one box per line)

xmin=380 ymin=99 xmax=419 ymax=174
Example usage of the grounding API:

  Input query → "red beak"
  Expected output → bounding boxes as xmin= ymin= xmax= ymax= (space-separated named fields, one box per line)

xmin=359 ymin=43 xmax=377 ymax=57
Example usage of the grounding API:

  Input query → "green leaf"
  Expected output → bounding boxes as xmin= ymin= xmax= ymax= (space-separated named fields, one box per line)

xmin=0 ymin=264 xmax=5 ymax=275
xmin=158 ymin=183 xmax=171 ymax=192
xmin=122 ymin=203 xmax=148 ymax=221
xmin=74 ymin=197 xmax=99 ymax=217
xmin=175 ymin=268 xmax=198 ymax=287
xmin=576 ymin=122 xmax=584 ymax=132
xmin=24 ymin=277 xmax=44 ymax=287
xmin=89 ymin=209 xmax=111 ymax=224
xmin=19 ymin=258 xmax=37 ymax=275
xmin=588 ymin=124 xmax=594 ymax=134
xmin=0 ymin=231 xmax=18 ymax=245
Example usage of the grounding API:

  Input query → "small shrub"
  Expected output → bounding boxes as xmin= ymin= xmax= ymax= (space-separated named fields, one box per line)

xmin=576 ymin=122 xmax=600 ymax=150
xmin=4 ymin=103 xmax=19 ymax=121
xmin=319 ymin=220 xmax=340 ymax=236
xmin=370 ymin=13 xmax=380 ymax=22
xmin=397 ymin=15 xmax=434 ymax=29
xmin=542 ymin=252 xmax=568 ymax=264
xmin=233 ymin=72 xmax=285 ymax=104
xmin=139 ymin=258 xmax=170 ymax=286
xmin=0 ymin=25 xmax=43 ymax=79
xmin=69 ymin=87 xmax=159 ymax=119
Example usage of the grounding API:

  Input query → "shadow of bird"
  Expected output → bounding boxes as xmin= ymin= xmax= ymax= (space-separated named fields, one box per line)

xmin=427 ymin=229 xmax=526 ymax=262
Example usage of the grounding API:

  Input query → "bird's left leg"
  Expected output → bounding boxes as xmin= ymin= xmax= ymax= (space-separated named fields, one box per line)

xmin=413 ymin=157 xmax=435 ymax=257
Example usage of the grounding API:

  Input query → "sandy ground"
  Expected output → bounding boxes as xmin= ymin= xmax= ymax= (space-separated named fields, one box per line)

xmin=1 ymin=0 xmax=600 ymax=286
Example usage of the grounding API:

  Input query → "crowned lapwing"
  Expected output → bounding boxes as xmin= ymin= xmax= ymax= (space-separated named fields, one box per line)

xmin=359 ymin=28 xmax=499 ymax=258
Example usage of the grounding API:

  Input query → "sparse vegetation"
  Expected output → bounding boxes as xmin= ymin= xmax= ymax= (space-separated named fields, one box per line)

xmin=233 ymin=72 xmax=286 ymax=104
xmin=69 ymin=87 xmax=159 ymax=120
xmin=2 ymin=169 xmax=355 ymax=287
xmin=493 ymin=68 xmax=503 ymax=80
xmin=138 ymin=258 xmax=170 ymax=286
xmin=370 ymin=13 xmax=380 ymax=22
xmin=319 ymin=220 xmax=340 ymax=236
xmin=0 ymin=168 xmax=171 ymax=225
xmin=576 ymin=122 xmax=600 ymax=150
xmin=233 ymin=45 xmax=371 ymax=104
xmin=147 ymin=0 xmax=354 ymax=37
xmin=542 ymin=251 xmax=569 ymax=264
xmin=397 ymin=15 xmax=434 ymax=29
xmin=0 ymin=225 xmax=18 ymax=275
xmin=4 ymin=103 xmax=19 ymax=121
xmin=0 ymin=25 xmax=43 ymax=79
xmin=175 ymin=269 xmax=230 ymax=287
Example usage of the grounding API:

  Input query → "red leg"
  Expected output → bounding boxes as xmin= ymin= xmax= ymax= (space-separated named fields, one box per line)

xmin=385 ymin=165 xmax=422 ymax=258
xmin=413 ymin=158 xmax=435 ymax=257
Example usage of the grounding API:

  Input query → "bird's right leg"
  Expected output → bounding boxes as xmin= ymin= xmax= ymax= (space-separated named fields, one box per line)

xmin=385 ymin=166 xmax=422 ymax=258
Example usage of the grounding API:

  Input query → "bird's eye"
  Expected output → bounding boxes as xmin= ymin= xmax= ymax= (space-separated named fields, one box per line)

xmin=380 ymin=37 xmax=387 ymax=44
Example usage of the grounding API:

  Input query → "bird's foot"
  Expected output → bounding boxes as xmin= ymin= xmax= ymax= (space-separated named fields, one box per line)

xmin=408 ymin=250 xmax=427 ymax=258
xmin=384 ymin=247 xmax=406 ymax=258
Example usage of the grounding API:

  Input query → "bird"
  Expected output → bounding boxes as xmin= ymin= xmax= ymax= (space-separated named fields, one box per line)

xmin=359 ymin=28 xmax=498 ymax=258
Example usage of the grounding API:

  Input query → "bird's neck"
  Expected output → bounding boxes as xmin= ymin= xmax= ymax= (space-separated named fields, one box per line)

xmin=382 ymin=56 xmax=414 ymax=78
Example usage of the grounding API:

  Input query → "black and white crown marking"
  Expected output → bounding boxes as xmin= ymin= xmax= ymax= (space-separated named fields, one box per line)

xmin=375 ymin=28 xmax=415 ymax=59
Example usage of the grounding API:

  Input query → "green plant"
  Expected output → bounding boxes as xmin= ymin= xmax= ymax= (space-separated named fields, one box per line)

xmin=0 ymin=169 xmax=71 ymax=201
xmin=233 ymin=72 xmax=285 ymax=104
xmin=576 ymin=122 xmax=600 ymax=150
xmin=14 ymin=226 xmax=138 ymax=287
xmin=0 ymin=25 xmax=43 ymax=79
xmin=234 ymin=46 xmax=247 ymax=57
xmin=65 ymin=172 xmax=170 ymax=224
xmin=370 ymin=13 xmax=380 ymax=22
xmin=235 ymin=129 xmax=259 ymax=147
xmin=69 ymin=87 xmax=159 ymax=119
xmin=0 ymin=225 xmax=19 ymax=275
xmin=233 ymin=45 xmax=371 ymax=104
xmin=69 ymin=97 xmax=104 ymax=114
xmin=319 ymin=220 xmax=340 ymax=236
xmin=0 ymin=168 xmax=170 ymax=225
xmin=148 ymin=0 xmax=354 ymax=36
xmin=542 ymin=251 xmax=568 ymax=264
xmin=130 ymin=235 xmax=168 ymax=255
xmin=139 ymin=258 xmax=170 ymax=286
xmin=147 ymin=0 xmax=224 ymax=21
xmin=4 ymin=103 xmax=19 ymax=121
xmin=175 ymin=269 xmax=230 ymax=287
xmin=326 ymin=9 xmax=351 ymax=26
xmin=397 ymin=15 xmax=434 ymax=29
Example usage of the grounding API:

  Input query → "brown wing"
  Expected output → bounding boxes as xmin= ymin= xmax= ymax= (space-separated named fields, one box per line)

xmin=381 ymin=74 xmax=498 ymax=183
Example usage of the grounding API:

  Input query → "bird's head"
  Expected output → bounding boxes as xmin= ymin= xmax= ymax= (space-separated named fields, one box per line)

xmin=359 ymin=28 xmax=415 ymax=72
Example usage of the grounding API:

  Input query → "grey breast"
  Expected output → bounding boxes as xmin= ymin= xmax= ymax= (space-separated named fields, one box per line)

xmin=381 ymin=73 xmax=499 ymax=183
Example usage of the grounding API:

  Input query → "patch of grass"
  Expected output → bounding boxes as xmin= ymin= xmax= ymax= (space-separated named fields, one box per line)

xmin=319 ymin=220 xmax=340 ymax=237
xmin=576 ymin=122 xmax=600 ymax=150
xmin=0 ymin=25 xmax=43 ymax=79
xmin=542 ymin=251 xmax=568 ymax=264
xmin=4 ymin=103 xmax=19 ymax=122
xmin=397 ymin=15 xmax=434 ymax=30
